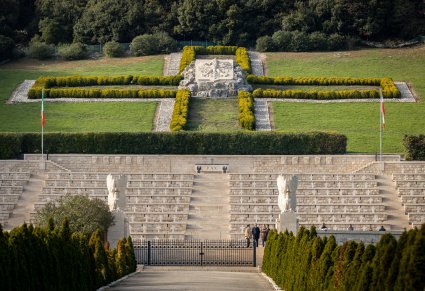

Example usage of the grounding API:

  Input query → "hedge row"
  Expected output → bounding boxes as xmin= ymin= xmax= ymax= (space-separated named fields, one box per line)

xmin=247 ymin=75 xmax=401 ymax=99
xmin=178 ymin=45 xmax=252 ymax=73
xmin=238 ymin=91 xmax=255 ymax=130
xmin=262 ymin=226 xmax=425 ymax=291
xmin=0 ymin=222 xmax=136 ymax=291
xmin=403 ymin=134 xmax=425 ymax=160
xmin=253 ymin=88 xmax=380 ymax=99
xmin=31 ymin=75 xmax=181 ymax=89
xmin=28 ymin=88 xmax=177 ymax=99
xmin=0 ymin=132 xmax=347 ymax=158
xmin=170 ymin=90 xmax=191 ymax=131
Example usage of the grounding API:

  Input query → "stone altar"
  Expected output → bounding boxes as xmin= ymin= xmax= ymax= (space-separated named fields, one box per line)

xmin=179 ymin=58 xmax=252 ymax=98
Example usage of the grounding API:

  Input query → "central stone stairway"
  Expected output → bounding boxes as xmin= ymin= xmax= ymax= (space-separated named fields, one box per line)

xmin=186 ymin=173 xmax=231 ymax=240
xmin=377 ymin=174 xmax=410 ymax=230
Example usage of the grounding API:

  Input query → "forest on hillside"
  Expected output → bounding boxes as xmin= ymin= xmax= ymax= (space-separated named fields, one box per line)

xmin=1 ymin=0 xmax=424 ymax=48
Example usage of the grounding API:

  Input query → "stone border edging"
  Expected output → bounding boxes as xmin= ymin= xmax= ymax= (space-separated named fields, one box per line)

xmin=261 ymin=272 xmax=283 ymax=291
xmin=96 ymin=269 xmax=140 ymax=291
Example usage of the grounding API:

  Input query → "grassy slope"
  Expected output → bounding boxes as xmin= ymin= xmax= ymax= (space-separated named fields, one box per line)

xmin=267 ymin=46 xmax=425 ymax=153
xmin=186 ymin=98 xmax=241 ymax=132
xmin=0 ymin=56 xmax=164 ymax=132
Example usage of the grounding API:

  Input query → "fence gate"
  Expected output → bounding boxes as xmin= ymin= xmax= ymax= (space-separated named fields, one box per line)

xmin=133 ymin=240 xmax=256 ymax=266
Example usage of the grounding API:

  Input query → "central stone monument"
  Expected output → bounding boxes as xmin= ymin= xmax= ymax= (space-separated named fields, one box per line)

xmin=275 ymin=175 xmax=299 ymax=234
xmin=179 ymin=58 xmax=252 ymax=97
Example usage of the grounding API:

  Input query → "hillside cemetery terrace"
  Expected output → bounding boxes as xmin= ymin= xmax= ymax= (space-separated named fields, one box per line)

xmin=1 ymin=154 xmax=424 ymax=242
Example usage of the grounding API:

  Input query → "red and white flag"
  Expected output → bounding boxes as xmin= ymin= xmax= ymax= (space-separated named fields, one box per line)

xmin=380 ymin=91 xmax=385 ymax=129
xmin=41 ymin=89 xmax=45 ymax=128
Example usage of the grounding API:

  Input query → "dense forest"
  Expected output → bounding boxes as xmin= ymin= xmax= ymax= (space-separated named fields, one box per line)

xmin=0 ymin=0 xmax=424 ymax=49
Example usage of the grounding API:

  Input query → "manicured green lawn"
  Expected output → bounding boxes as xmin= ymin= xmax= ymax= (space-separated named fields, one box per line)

xmin=0 ymin=56 xmax=163 ymax=132
xmin=267 ymin=46 xmax=425 ymax=153
xmin=186 ymin=98 xmax=241 ymax=132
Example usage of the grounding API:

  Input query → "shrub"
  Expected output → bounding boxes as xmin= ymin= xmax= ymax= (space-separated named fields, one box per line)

xmin=0 ymin=35 xmax=15 ymax=61
xmin=103 ymin=41 xmax=124 ymax=57
xmin=28 ymin=40 xmax=55 ymax=60
xmin=58 ymin=42 xmax=88 ymax=60
xmin=272 ymin=30 xmax=292 ymax=51
xmin=170 ymin=90 xmax=191 ymax=131
xmin=179 ymin=46 xmax=197 ymax=73
xmin=0 ymin=131 xmax=347 ymax=158
xmin=130 ymin=34 xmax=158 ymax=56
xmin=256 ymin=36 xmax=275 ymax=52
xmin=152 ymin=31 xmax=178 ymax=53
xmin=235 ymin=47 xmax=252 ymax=73
xmin=403 ymin=135 xmax=425 ymax=160
xmin=238 ymin=91 xmax=255 ymax=130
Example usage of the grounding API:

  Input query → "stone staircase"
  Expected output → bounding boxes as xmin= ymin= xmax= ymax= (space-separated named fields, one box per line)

xmin=163 ymin=52 xmax=182 ymax=76
xmin=4 ymin=173 xmax=45 ymax=230
xmin=254 ymin=99 xmax=272 ymax=131
xmin=376 ymin=174 xmax=410 ymax=230
xmin=186 ymin=173 xmax=231 ymax=240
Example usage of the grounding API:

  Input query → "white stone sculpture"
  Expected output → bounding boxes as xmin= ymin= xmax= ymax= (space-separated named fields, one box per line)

xmin=277 ymin=175 xmax=298 ymax=213
xmin=106 ymin=174 xmax=128 ymax=211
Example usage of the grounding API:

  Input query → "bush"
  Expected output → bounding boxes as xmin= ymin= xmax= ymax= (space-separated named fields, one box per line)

xmin=272 ymin=30 xmax=292 ymax=51
xmin=152 ymin=31 xmax=178 ymax=53
xmin=170 ymin=90 xmax=191 ymax=131
xmin=58 ymin=42 xmax=88 ymax=60
xmin=256 ymin=36 xmax=275 ymax=52
xmin=238 ymin=91 xmax=255 ymax=130
xmin=235 ymin=47 xmax=252 ymax=73
xmin=28 ymin=40 xmax=55 ymax=60
xmin=0 ymin=132 xmax=347 ymax=158
xmin=403 ymin=135 xmax=425 ymax=160
xmin=103 ymin=41 xmax=124 ymax=57
xmin=0 ymin=35 xmax=15 ymax=61
xmin=130 ymin=32 xmax=177 ymax=56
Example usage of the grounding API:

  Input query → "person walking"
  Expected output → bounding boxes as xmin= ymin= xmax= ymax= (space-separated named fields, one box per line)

xmin=244 ymin=224 xmax=252 ymax=247
xmin=260 ymin=224 xmax=270 ymax=247
xmin=252 ymin=224 xmax=260 ymax=247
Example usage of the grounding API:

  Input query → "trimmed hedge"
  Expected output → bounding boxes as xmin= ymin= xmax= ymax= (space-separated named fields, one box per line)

xmin=238 ymin=91 xmax=255 ymax=130
xmin=170 ymin=90 xmax=191 ymax=131
xmin=403 ymin=134 xmax=425 ymax=160
xmin=247 ymin=75 xmax=401 ymax=99
xmin=0 ymin=132 xmax=347 ymax=158
xmin=253 ymin=88 xmax=380 ymax=99
xmin=28 ymin=88 xmax=177 ymax=99
xmin=178 ymin=45 xmax=252 ymax=73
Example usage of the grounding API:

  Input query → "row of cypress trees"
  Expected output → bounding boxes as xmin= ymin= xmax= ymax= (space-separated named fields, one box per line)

xmin=0 ymin=220 xmax=137 ymax=291
xmin=262 ymin=225 xmax=425 ymax=291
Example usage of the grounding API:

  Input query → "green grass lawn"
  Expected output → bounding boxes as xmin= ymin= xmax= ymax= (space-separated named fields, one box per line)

xmin=0 ymin=55 xmax=163 ymax=132
xmin=186 ymin=98 xmax=241 ymax=132
xmin=267 ymin=46 xmax=425 ymax=153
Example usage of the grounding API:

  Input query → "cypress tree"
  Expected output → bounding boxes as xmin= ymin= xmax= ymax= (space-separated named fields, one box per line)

xmin=406 ymin=225 xmax=425 ymax=290
xmin=125 ymin=236 xmax=137 ymax=272
xmin=370 ymin=233 xmax=397 ymax=291
xmin=386 ymin=230 xmax=408 ymax=289
xmin=355 ymin=244 xmax=376 ymax=291
xmin=343 ymin=241 xmax=365 ymax=291
xmin=89 ymin=228 xmax=111 ymax=288
xmin=317 ymin=235 xmax=337 ymax=289
xmin=0 ymin=225 xmax=11 ymax=291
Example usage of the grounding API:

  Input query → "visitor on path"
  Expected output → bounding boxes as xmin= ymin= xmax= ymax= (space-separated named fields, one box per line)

xmin=347 ymin=224 xmax=354 ymax=231
xmin=379 ymin=225 xmax=386 ymax=231
xmin=252 ymin=224 xmax=260 ymax=247
xmin=244 ymin=224 xmax=252 ymax=247
xmin=260 ymin=224 xmax=270 ymax=247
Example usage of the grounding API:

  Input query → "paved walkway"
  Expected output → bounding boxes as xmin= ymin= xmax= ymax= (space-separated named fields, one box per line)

xmin=254 ymin=99 xmax=272 ymax=131
xmin=105 ymin=268 xmax=276 ymax=291
xmin=154 ymin=99 xmax=175 ymax=132
xmin=164 ymin=52 xmax=182 ymax=76
xmin=248 ymin=51 xmax=265 ymax=76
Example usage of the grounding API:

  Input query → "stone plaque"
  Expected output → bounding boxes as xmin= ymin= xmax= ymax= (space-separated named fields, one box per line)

xmin=195 ymin=59 xmax=234 ymax=82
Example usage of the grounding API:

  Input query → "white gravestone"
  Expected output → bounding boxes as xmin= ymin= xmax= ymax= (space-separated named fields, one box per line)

xmin=106 ymin=174 xmax=129 ymax=248
xmin=195 ymin=59 xmax=234 ymax=82
xmin=276 ymin=175 xmax=299 ymax=234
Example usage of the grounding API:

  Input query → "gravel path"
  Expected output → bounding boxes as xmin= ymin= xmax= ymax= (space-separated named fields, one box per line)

xmin=248 ymin=51 xmax=265 ymax=76
xmin=254 ymin=99 xmax=272 ymax=131
xmin=163 ymin=52 xmax=182 ymax=76
xmin=154 ymin=99 xmax=175 ymax=132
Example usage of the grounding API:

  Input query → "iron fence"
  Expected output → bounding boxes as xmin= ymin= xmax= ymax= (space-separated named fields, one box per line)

xmin=133 ymin=240 xmax=256 ymax=266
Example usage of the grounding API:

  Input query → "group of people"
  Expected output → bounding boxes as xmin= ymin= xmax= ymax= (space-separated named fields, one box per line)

xmin=244 ymin=224 xmax=270 ymax=247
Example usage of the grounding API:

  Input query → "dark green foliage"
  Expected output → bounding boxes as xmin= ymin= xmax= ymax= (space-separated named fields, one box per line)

xmin=256 ymin=35 xmax=275 ymax=52
xmin=103 ymin=41 xmax=124 ymax=57
xmin=0 ymin=221 xmax=136 ymax=290
xmin=35 ymin=195 xmax=114 ymax=237
xmin=403 ymin=135 xmax=425 ymax=160
xmin=0 ymin=131 xmax=347 ymax=158
xmin=0 ymin=35 xmax=15 ymax=60
xmin=0 ymin=133 xmax=22 ymax=159
xmin=262 ymin=226 xmax=425 ymax=291
xmin=58 ymin=42 xmax=88 ymax=60
xmin=28 ymin=39 xmax=55 ymax=60
xmin=130 ymin=32 xmax=177 ymax=56
xmin=28 ymin=88 xmax=177 ymax=99
xmin=238 ymin=91 xmax=255 ymax=130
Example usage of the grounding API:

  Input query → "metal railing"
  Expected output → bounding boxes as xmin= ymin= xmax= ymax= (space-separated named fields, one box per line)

xmin=133 ymin=239 xmax=256 ymax=266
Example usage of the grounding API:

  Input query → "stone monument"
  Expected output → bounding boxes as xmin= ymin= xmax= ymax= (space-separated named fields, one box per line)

xmin=179 ymin=58 xmax=252 ymax=97
xmin=106 ymin=174 xmax=129 ymax=248
xmin=275 ymin=175 xmax=299 ymax=234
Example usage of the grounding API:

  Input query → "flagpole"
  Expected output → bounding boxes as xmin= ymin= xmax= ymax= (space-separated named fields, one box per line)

xmin=41 ymin=89 xmax=44 ymax=161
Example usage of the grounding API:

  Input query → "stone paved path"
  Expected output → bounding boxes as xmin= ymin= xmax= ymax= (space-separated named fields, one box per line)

xmin=254 ymin=99 xmax=272 ymax=131
xmin=248 ymin=51 xmax=265 ymax=76
xmin=154 ymin=99 xmax=175 ymax=132
xmin=395 ymin=82 xmax=415 ymax=101
xmin=164 ymin=52 xmax=182 ymax=76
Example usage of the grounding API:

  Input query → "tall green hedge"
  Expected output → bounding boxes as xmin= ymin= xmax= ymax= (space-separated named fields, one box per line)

xmin=247 ymin=75 xmax=401 ymax=99
xmin=28 ymin=88 xmax=177 ymax=99
xmin=170 ymin=90 xmax=191 ymax=131
xmin=238 ymin=91 xmax=255 ymax=130
xmin=0 ymin=131 xmax=347 ymax=158
xmin=0 ymin=221 xmax=136 ymax=291
xmin=403 ymin=134 xmax=425 ymax=160
xmin=262 ymin=225 xmax=425 ymax=291
xmin=178 ymin=45 xmax=252 ymax=73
